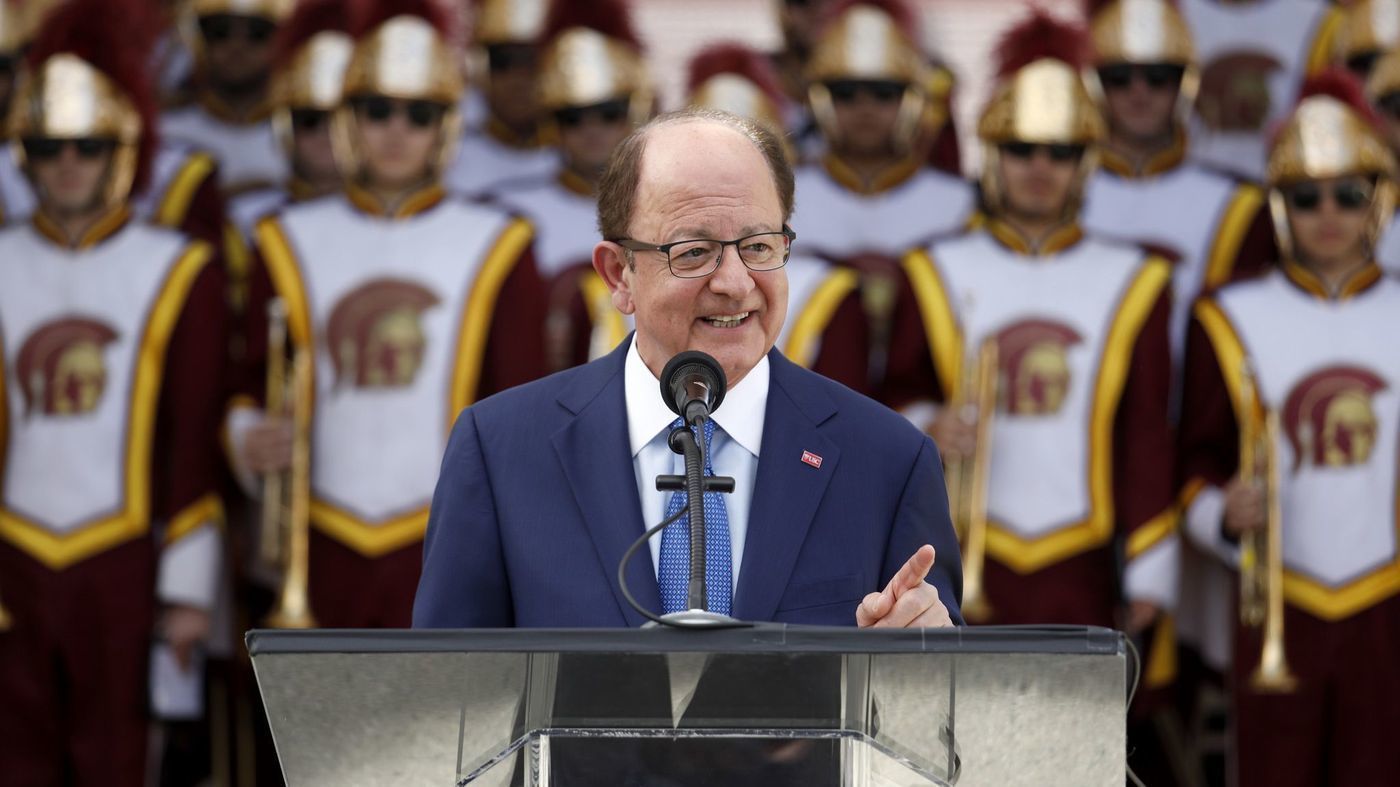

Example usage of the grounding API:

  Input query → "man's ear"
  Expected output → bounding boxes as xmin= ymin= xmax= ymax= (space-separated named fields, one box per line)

xmin=593 ymin=241 xmax=636 ymax=315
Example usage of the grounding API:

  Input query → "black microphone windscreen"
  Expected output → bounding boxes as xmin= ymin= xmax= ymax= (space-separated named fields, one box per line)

xmin=660 ymin=351 xmax=727 ymax=419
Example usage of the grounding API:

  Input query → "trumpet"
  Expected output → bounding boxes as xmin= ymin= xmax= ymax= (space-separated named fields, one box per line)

xmin=262 ymin=299 xmax=317 ymax=629
xmin=1237 ymin=363 xmax=1266 ymax=627
xmin=949 ymin=339 xmax=998 ymax=623
xmin=1249 ymin=410 xmax=1296 ymax=693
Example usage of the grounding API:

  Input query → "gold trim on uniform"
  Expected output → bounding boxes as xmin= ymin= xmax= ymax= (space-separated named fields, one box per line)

xmin=344 ymin=182 xmax=447 ymax=219
xmin=820 ymin=153 xmax=921 ymax=196
xmin=165 ymin=492 xmax=225 ymax=544
xmin=485 ymin=116 xmax=551 ymax=150
xmin=783 ymin=268 xmax=859 ymax=368
xmin=1098 ymin=129 xmax=1188 ymax=178
xmin=556 ymin=169 xmax=594 ymax=197
xmin=579 ymin=271 xmax=627 ymax=356
xmin=32 ymin=205 xmax=132 ymax=250
xmin=155 ymin=151 xmax=217 ymax=229
xmin=1195 ymin=294 xmax=1400 ymax=620
xmin=979 ymin=214 xmax=1087 ymax=257
xmin=900 ymin=249 xmax=963 ymax=398
xmin=1280 ymin=260 xmax=1383 ymax=301
xmin=0 ymin=241 xmax=214 ymax=569
xmin=1203 ymin=184 xmax=1266 ymax=290
xmin=1306 ymin=6 xmax=1347 ymax=76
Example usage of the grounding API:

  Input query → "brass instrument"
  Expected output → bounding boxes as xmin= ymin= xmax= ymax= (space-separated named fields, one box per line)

xmin=1250 ymin=411 xmax=1296 ymax=693
xmin=1235 ymin=361 xmax=1295 ymax=691
xmin=1237 ymin=362 xmax=1266 ymax=627
xmin=959 ymin=339 xmax=999 ymax=623
xmin=262 ymin=299 xmax=317 ymax=629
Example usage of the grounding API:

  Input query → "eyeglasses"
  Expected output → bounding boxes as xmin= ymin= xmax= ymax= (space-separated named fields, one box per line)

xmin=199 ymin=14 xmax=276 ymax=44
xmin=22 ymin=138 xmax=116 ymax=161
xmin=615 ymin=226 xmax=797 ymax=279
xmin=554 ymin=99 xmax=630 ymax=129
xmin=487 ymin=44 xmax=538 ymax=72
xmin=999 ymin=142 xmax=1085 ymax=162
xmin=290 ymin=109 xmax=330 ymax=131
xmin=826 ymin=80 xmax=906 ymax=105
xmin=351 ymin=97 xmax=446 ymax=129
xmin=1284 ymin=180 xmax=1374 ymax=212
xmin=1097 ymin=63 xmax=1186 ymax=91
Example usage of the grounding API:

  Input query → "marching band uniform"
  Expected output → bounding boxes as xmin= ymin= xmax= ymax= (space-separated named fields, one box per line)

xmin=234 ymin=0 xmax=547 ymax=629
xmin=1178 ymin=75 xmax=1400 ymax=786
xmin=159 ymin=0 xmax=294 ymax=195
xmin=0 ymin=3 xmax=228 ymax=782
xmin=443 ymin=0 xmax=557 ymax=199
xmin=1363 ymin=46 xmax=1400 ymax=273
xmin=490 ymin=0 xmax=647 ymax=372
xmin=886 ymin=11 xmax=1178 ymax=632
xmin=1179 ymin=0 xmax=1339 ymax=181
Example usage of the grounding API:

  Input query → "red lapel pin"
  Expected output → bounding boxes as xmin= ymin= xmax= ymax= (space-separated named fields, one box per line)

xmin=801 ymin=450 xmax=823 ymax=469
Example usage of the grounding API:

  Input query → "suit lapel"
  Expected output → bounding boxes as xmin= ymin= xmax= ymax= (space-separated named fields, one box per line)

xmin=734 ymin=353 xmax=840 ymax=621
xmin=551 ymin=338 xmax=661 ymax=627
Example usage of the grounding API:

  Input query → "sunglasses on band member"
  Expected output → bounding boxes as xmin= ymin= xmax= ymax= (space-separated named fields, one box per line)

xmin=22 ymin=138 xmax=117 ymax=161
xmin=1284 ymin=180 xmax=1375 ymax=212
xmin=1096 ymin=63 xmax=1186 ymax=91
xmin=554 ymin=99 xmax=631 ymax=129
xmin=351 ymin=97 xmax=446 ymax=128
xmin=999 ymin=142 xmax=1085 ymax=163
xmin=198 ymin=14 xmax=277 ymax=44
xmin=290 ymin=109 xmax=330 ymax=131
xmin=826 ymin=80 xmax=906 ymax=104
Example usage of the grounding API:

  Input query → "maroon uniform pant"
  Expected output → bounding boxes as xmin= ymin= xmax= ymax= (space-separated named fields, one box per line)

xmin=307 ymin=530 xmax=421 ymax=628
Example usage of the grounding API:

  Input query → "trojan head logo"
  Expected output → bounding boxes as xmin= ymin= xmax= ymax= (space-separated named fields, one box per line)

xmin=995 ymin=320 xmax=1084 ymax=416
xmin=16 ymin=317 xmax=120 ymax=417
xmin=1196 ymin=51 xmax=1283 ymax=132
xmin=326 ymin=279 xmax=441 ymax=389
xmin=1283 ymin=366 xmax=1387 ymax=471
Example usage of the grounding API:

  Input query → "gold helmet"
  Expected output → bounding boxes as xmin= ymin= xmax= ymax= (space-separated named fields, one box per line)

xmin=1 ymin=0 xmax=56 ymax=56
xmin=8 ymin=0 xmax=156 ymax=208
xmin=686 ymin=43 xmax=788 ymax=142
xmin=1267 ymin=70 xmax=1398 ymax=259
xmin=978 ymin=9 xmax=1104 ymax=217
xmin=1335 ymin=0 xmax=1400 ymax=72
xmin=268 ymin=0 xmax=355 ymax=155
xmin=179 ymin=0 xmax=295 ymax=69
xmin=536 ymin=0 xmax=651 ymax=125
xmin=474 ymin=0 xmax=548 ymax=46
xmin=1087 ymin=0 xmax=1199 ymax=106
xmin=332 ymin=0 xmax=465 ymax=179
xmin=804 ymin=0 xmax=931 ymax=155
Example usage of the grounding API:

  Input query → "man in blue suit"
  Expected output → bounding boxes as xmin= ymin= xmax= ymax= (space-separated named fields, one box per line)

xmin=413 ymin=108 xmax=962 ymax=629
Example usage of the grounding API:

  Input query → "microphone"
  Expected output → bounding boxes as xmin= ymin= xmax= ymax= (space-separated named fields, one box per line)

xmin=660 ymin=351 xmax=727 ymax=426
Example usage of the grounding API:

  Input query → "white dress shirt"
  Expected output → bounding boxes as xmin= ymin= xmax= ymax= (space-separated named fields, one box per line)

xmin=625 ymin=338 xmax=767 ymax=594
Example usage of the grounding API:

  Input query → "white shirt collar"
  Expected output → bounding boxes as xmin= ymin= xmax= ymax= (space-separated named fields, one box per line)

xmin=625 ymin=336 xmax=769 ymax=458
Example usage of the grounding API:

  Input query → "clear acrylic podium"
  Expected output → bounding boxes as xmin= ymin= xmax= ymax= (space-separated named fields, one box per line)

xmin=247 ymin=625 xmax=1128 ymax=786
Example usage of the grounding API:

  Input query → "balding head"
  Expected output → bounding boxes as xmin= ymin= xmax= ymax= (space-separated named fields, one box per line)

xmin=597 ymin=108 xmax=795 ymax=241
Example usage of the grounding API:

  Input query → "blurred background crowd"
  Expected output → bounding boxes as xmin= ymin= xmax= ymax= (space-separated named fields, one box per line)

xmin=1 ymin=0 xmax=1398 ymax=785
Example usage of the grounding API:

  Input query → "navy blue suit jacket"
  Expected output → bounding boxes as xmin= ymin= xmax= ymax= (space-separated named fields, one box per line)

xmin=413 ymin=338 xmax=963 ymax=628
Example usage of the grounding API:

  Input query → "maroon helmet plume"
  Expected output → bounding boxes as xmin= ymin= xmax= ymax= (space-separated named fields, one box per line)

xmin=1296 ymin=68 xmax=1384 ymax=130
xmin=686 ymin=43 xmax=786 ymax=104
xmin=24 ymin=0 xmax=159 ymax=193
xmin=541 ymin=0 xmax=640 ymax=48
xmin=994 ymin=7 xmax=1090 ymax=80
xmin=274 ymin=0 xmax=367 ymax=67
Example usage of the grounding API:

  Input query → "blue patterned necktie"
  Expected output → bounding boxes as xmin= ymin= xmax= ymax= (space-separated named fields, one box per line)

xmin=658 ymin=417 xmax=732 ymax=615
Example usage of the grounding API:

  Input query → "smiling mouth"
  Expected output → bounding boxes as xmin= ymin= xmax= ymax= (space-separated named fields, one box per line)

xmin=701 ymin=312 xmax=752 ymax=329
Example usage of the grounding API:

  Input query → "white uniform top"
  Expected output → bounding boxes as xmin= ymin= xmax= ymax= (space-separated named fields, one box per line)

xmin=1083 ymin=162 xmax=1264 ymax=363
xmin=905 ymin=230 xmax=1177 ymax=605
xmin=1180 ymin=0 xmax=1334 ymax=182
xmin=789 ymin=160 xmax=974 ymax=261
xmin=0 ymin=220 xmax=220 ymax=607
xmin=161 ymin=104 xmax=287 ymax=194
xmin=251 ymin=193 xmax=532 ymax=557
xmin=228 ymin=186 xmax=290 ymax=242
xmin=444 ymin=128 xmax=559 ymax=200
xmin=1375 ymin=213 xmax=1400 ymax=276
xmin=1188 ymin=270 xmax=1400 ymax=622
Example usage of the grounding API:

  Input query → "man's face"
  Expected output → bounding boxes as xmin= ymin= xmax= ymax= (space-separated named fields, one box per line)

xmin=1284 ymin=175 xmax=1374 ymax=265
xmin=600 ymin=122 xmax=789 ymax=387
xmin=828 ymin=80 xmax=905 ymax=158
xmin=288 ymin=109 xmax=339 ymax=186
xmin=996 ymin=142 xmax=1083 ymax=222
xmin=484 ymin=44 xmax=540 ymax=130
xmin=25 ymin=138 xmax=115 ymax=215
xmin=351 ymin=96 xmax=443 ymax=191
xmin=556 ymin=99 xmax=633 ymax=179
xmin=199 ymin=14 xmax=276 ymax=92
xmin=1098 ymin=63 xmax=1182 ymax=143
